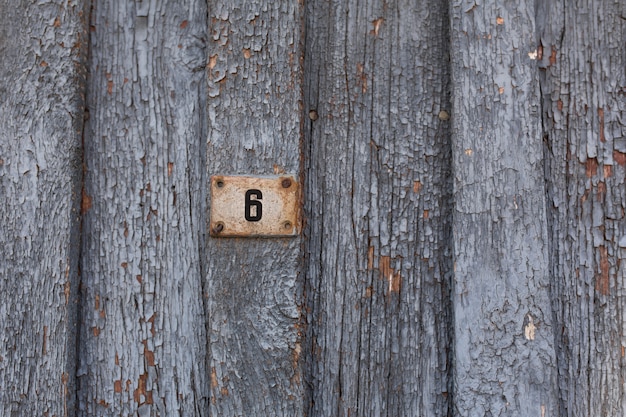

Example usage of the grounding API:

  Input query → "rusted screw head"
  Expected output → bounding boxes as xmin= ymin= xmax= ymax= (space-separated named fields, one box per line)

xmin=281 ymin=178 xmax=292 ymax=188
xmin=216 ymin=180 xmax=224 ymax=188
xmin=212 ymin=222 xmax=224 ymax=234
xmin=282 ymin=221 xmax=292 ymax=230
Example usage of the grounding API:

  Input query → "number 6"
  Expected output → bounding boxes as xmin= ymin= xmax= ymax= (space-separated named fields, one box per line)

xmin=245 ymin=189 xmax=263 ymax=222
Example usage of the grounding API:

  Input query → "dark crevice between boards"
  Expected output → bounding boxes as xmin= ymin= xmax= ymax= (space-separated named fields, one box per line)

xmin=300 ymin=0 xmax=316 ymax=413
xmin=301 ymin=0 xmax=344 ymax=415
xmin=73 ymin=0 xmax=96 ymax=415
xmin=198 ymin=0 xmax=212 ymax=410
xmin=535 ymin=1 xmax=566 ymax=415
xmin=295 ymin=0 xmax=310 ymax=412
xmin=441 ymin=1 xmax=454 ymax=414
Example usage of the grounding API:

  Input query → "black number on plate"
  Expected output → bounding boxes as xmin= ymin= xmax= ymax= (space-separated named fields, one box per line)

xmin=245 ymin=189 xmax=263 ymax=221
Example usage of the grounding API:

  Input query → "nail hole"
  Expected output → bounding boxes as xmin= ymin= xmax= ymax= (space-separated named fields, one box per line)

xmin=216 ymin=180 xmax=224 ymax=188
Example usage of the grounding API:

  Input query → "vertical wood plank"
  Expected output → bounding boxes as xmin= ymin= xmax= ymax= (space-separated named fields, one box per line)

xmin=449 ymin=1 xmax=559 ymax=415
xmin=538 ymin=1 xmax=626 ymax=415
xmin=203 ymin=1 xmax=305 ymax=415
xmin=78 ymin=1 xmax=210 ymax=415
xmin=0 ymin=1 xmax=89 ymax=415
xmin=303 ymin=1 xmax=453 ymax=416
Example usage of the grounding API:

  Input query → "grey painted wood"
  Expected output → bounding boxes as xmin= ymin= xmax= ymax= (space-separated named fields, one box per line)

xmin=303 ymin=1 xmax=453 ymax=416
xmin=449 ymin=2 xmax=559 ymax=415
xmin=3 ymin=1 xmax=625 ymax=416
xmin=203 ymin=1 xmax=305 ymax=416
xmin=78 ymin=1 xmax=210 ymax=415
xmin=537 ymin=1 xmax=626 ymax=415
xmin=0 ymin=1 xmax=89 ymax=415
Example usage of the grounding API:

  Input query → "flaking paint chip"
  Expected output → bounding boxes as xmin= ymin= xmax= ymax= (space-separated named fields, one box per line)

xmin=371 ymin=18 xmax=384 ymax=36
xmin=208 ymin=55 xmax=218 ymax=69
xmin=524 ymin=314 xmax=536 ymax=341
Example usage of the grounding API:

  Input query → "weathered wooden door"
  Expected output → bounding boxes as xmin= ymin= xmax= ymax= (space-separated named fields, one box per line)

xmin=1 ymin=0 xmax=624 ymax=416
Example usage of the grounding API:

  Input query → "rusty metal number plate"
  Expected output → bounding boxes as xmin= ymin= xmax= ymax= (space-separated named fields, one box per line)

xmin=210 ymin=175 xmax=300 ymax=237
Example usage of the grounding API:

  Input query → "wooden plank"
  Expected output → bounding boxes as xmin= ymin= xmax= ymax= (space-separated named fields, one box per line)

xmin=78 ymin=1 xmax=210 ymax=415
xmin=303 ymin=1 xmax=453 ymax=415
xmin=203 ymin=1 xmax=305 ymax=415
xmin=449 ymin=1 xmax=559 ymax=415
xmin=0 ymin=1 xmax=89 ymax=415
xmin=537 ymin=1 xmax=626 ymax=415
